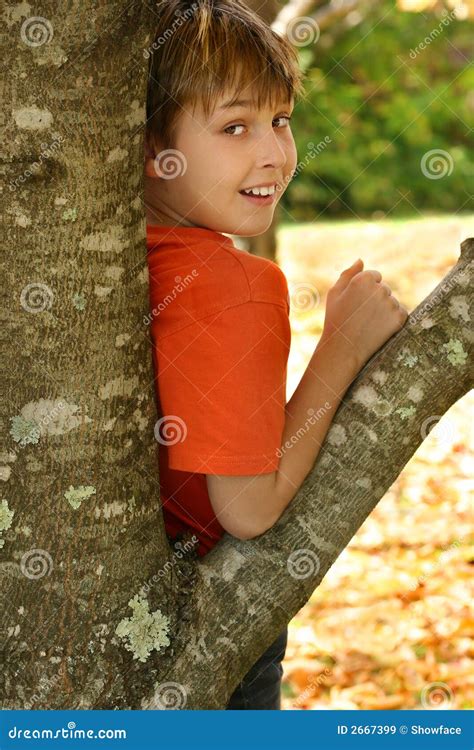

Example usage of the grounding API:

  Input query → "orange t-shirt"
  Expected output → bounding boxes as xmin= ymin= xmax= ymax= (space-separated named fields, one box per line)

xmin=146 ymin=224 xmax=291 ymax=557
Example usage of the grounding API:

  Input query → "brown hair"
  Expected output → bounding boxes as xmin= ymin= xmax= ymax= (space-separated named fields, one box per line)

xmin=145 ymin=0 xmax=306 ymax=152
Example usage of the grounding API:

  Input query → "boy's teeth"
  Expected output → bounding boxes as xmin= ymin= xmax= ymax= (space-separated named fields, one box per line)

xmin=242 ymin=185 xmax=275 ymax=196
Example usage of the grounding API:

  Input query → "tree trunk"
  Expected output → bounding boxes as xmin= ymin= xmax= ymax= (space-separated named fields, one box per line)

xmin=2 ymin=2 xmax=473 ymax=711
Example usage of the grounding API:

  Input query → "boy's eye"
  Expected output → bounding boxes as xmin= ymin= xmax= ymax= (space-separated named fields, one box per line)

xmin=223 ymin=115 xmax=292 ymax=137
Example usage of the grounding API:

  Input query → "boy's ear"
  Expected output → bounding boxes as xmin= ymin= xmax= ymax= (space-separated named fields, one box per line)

xmin=144 ymin=132 xmax=161 ymax=178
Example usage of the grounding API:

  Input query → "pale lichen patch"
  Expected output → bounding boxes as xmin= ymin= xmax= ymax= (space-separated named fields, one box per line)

xmin=102 ymin=417 xmax=117 ymax=432
xmin=0 ymin=466 xmax=12 ymax=481
xmin=130 ymin=196 xmax=142 ymax=213
xmin=20 ymin=399 xmax=92 ymax=437
xmin=62 ymin=208 xmax=77 ymax=222
xmin=407 ymin=385 xmax=424 ymax=403
xmin=10 ymin=415 xmax=40 ymax=446
xmin=4 ymin=1 xmax=32 ymax=27
xmin=105 ymin=265 xmax=125 ymax=281
xmin=133 ymin=408 xmax=148 ymax=432
xmin=352 ymin=385 xmax=379 ymax=408
xmin=127 ymin=496 xmax=136 ymax=512
xmin=115 ymin=333 xmax=130 ymax=347
xmin=371 ymin=369 xmax=388 ymax=385
xmin=115 ymin=594 xmax=170 ymax=663
xmin=396 ymin=349 xmax=418 ymax=368
xmin=420 ymin=317 xmax=435 ymax=329
xmin=15 ymin=213 xmax=31 ymax=228
xmin=94 ymin=285 xmax=113 ymax=297
xmin=448 ymin=296 xmax=470 ymax=323
xmin=32 ymin=44 xmax=68 ymax=68
xmin=72 ymin=292 xmax=86 ymax=311
xmin=355 ymin=477 xmax=372 ymax=490
xmin=64 ymin=485 xmax=96 ymax=510
xmin=395 ymin=405 xmax=416 ymax=420
xmin=327 ymin=423 xmax=347 ymax=447
xmin=0 ymin=452 xmax=17 ymax=464
xmin=98 ymin=375 xmax=140 ymax=400
xmin=442 ymin=338 xmax=468 ymax=366
xmin=0 ymin=499 xmax=15 ymax=549
xmin=80 ymin=226 xmax=129 ymax=254
xmin=106 ymin=146 xmax=128 ymax=163
xmin=372 ymin=399 xmax=393 ymax=417
xmin=221 ymin=547 xmax=248 ymax=582
xmin=125 ymin=100 xmax=146 ymax=130
xmin=13 ymin=106 xmax=53 ymax=131
xmin=94 ymin=501 xmax=126 ymax=520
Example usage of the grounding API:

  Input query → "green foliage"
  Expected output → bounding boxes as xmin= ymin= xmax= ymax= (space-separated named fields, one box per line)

xmin=283 ymin=1 xmax=473 ymax=220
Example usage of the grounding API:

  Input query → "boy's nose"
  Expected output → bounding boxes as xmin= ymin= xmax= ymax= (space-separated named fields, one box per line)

xmin=255 ymin=130 xmax=287 ymax=170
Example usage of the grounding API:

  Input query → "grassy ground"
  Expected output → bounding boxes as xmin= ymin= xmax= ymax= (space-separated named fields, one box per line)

xmin=276 ymin=214 xmax=473 ymax=710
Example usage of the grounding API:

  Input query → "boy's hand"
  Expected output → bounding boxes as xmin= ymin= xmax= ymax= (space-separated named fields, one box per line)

xmin=320 ymin=258 xmax=408 ymax=371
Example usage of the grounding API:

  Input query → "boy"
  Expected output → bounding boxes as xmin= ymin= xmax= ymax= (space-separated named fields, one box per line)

xmin=144 ymin=0 xmax=408 ymax=710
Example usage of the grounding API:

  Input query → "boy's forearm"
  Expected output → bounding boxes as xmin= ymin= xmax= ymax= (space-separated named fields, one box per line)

xmin=266 ymin=335 xmax=361 ymax=531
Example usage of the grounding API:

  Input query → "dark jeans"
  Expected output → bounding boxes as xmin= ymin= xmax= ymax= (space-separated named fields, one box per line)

xmin=225 ymin=626 xmax=288 ymax=710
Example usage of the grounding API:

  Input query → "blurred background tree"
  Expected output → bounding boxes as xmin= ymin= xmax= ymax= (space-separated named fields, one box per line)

xmin=243 ymin=0 xmax=472 ymax=257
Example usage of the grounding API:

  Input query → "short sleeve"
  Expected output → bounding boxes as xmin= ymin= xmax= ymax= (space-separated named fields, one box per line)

xmin=153 ymin=300 xmax=290 ymax=475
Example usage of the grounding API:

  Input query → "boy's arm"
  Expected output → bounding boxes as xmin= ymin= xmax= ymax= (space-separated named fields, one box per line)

xmin=206 ymin=334 xmax=359 ymax=540
xmin=207 ymin=258 xmax=408 ymax=541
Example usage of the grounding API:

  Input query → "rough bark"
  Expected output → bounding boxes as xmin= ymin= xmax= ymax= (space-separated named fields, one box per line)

xmin=2 ymin=2 xmax=473 ymax=711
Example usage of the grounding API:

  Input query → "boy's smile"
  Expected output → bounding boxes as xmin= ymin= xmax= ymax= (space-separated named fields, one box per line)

xmin=144 ymin=83 xmax=297 ymax=236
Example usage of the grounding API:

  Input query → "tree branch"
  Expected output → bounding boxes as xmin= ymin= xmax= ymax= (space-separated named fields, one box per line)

xmin=144 ymin=238 xmax=473 ymax=709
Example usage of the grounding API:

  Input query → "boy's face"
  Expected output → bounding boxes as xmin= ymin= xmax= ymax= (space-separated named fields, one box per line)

xmin=144 ymin=83 xmax=297 ymax=236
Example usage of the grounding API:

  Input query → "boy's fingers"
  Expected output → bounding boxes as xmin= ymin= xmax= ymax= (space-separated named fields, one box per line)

xmin=334 ymin=258 xmax=363 ymax=290
xmin=353 ymin=269 xmax=383 ymax=284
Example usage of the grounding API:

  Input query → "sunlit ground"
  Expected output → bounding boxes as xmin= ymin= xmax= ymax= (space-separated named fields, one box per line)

xmin=276 ymin=214 xmax=473 ymax=710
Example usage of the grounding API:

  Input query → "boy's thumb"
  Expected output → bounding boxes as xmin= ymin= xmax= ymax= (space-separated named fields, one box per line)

xmin=334 ymin=258 xmax=363 ymax=290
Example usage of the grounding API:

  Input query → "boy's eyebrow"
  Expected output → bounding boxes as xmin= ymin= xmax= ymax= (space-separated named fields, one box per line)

xmin=217 ymin=98 xmax=254 ymax=111
xmin=215 ymin=97 xmax=293 ymax=112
